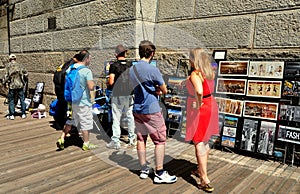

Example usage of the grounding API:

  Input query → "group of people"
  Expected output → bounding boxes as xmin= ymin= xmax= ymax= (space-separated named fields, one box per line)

xmin=2 ymin=40 xmax=219 ymax=191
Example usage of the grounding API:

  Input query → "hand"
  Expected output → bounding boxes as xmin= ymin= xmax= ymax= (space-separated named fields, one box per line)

xmin=155 ymin=87 xmax=163 ymax=95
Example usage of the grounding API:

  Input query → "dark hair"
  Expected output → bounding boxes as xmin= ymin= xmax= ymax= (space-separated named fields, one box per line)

xmin=74 ymin=50 xmax=90 ymax=62
xmin=139 ymin=40 xmax=156 ymax=59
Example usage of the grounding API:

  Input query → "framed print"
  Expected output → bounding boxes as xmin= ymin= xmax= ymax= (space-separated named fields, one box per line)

xmin=240 ymin=119 xmax=258 ymax=152
xmin=221 ymin=136 xmax=235 ymax=148
xmin=248 ymin=61 xmax=284 ymax=79
xmin=282 ymin=80 xmax=300 ymax=97
xmin=213 ymin=50 xmax=227 ymax=60
xmin=35 ymin=82 xmax=44 ymax=93
xmin=17 ymin=98 xmax=32 ymax=110
xmin=164 ymin=94 xmax=187 ymax=108
xmin=243 ymin=101 xmax=278 ymax=121
xmin=216 ymin=97 xmax=244 ymax=117
xmin=218 ymin=61 xmax=249 ymax=76
xmin=167 ymin=77 xmax=187 ymax=96
xmin=166 ymin=109 xmax=182 ymax=123
xmin=216 ymin=78 xmax=247 ymax=95
xmin=257 ymin=121 xmax=276 ymax=155
xmin=278 ymin=126 xmax=300 ymax=145
xmin=224 ymin=116 xmax=238 ymax=128
xmin=246 ymin=80 xmax=281 ymax=98
xmin=222 ymin=126 xmax=237 ymax=137
xmin=279 ymin=104 xmax=300 ymax=122
xmin=284 ymin=61 xmax=300 ymax=78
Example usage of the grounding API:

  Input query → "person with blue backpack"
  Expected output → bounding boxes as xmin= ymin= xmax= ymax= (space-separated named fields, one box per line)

xmin=56 ymin=50 xmax=97 ymax=151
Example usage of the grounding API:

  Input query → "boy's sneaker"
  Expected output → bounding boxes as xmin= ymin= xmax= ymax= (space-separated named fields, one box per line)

xmin=154 ymin=171 xmax=177 ymax=184
xmin=139 ymin=166 xmax=150 ymax=179
xmin=56 ymin=138 xmax=64 ymax=150
xmin=21 ymin=114 xmax=26 ymax=119
xmin=82 ymin=143 xmax=98 ymax=151
xmin=106 ymin=141 xmax=121 ymax=150
xmin=6 ymin=115 xmax=14 ymax=120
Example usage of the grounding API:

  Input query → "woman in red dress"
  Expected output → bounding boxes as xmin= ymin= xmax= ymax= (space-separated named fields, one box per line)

xmin=185 ymin=48 xmax=219 ymax=192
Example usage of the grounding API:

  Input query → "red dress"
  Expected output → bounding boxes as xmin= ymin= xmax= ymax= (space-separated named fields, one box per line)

xmin=185 ymin=76 xmax=220 ymax=143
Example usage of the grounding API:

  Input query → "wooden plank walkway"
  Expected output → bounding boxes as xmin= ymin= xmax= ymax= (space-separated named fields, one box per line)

xmin=0 ymin=97 xmax=299 ymax=194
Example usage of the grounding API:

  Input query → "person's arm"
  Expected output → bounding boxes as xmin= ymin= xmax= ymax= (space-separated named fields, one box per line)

xmin=157 ymin=83 xmax=168 ymax=95
xmin=108 ymin=73 xmax=115 ymax=86
xmin=190 ymin=71 xmax=203 ymax=109
xmin=87 ymin=80 xmax=95 ymax=91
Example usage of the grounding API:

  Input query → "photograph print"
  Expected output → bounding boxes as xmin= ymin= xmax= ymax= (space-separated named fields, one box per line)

xmin=279 ymin=104 xmax=300 ymax=122
xmin=248 ymin=61 xmax=284 ymax=79
xmin=167 ymin=76 xmax=187 ymax=96
xmin=282 ymin=80 xmax=300 ymax=97
xmin=224 ymin=115 xmax=238 ymax=128
xmin=243 ymin=101 xmax=278 ymax=121
xmin=240 ymin=119 xmax=258 ymax=152
xmin=257 ymin=121 xmax=276 ymax=155
xmin=221 ymin=136 xmax=235 ymax=148
xmin=216 ymin=78 xmax=247 ymax=95
xmin=164 ymin=94 xmax=187 ymax=108
xmin=216 ymin=97 xmax=244 ymax=117
xmin=278 ymin=125 xmax=300 ymax=144
xmin=218 ymin=61 xmax=249 ymax=76
xmin=166 ymin=109 xmax=182 ymax=123
xmin=222 ymin=126 xmax=237 ymax=137
xmin=247 ymin=80 xmax=281 ymax=98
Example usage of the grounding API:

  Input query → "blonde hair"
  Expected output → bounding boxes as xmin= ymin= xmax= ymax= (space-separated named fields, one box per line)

xmin=189 ymin=48 xmax=214 ymax=80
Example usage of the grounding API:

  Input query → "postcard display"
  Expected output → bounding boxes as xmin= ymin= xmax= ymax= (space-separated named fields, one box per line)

xmin=215 ymin=60 xmax=300 ymax=161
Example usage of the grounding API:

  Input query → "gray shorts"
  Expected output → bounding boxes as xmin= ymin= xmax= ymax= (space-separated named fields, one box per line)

xmin=72 ymin=105 xmax=93 ymax=131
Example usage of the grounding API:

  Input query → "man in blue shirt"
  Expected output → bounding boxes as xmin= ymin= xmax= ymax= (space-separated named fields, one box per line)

xmin=129 ymin=40 xmax=177 ymax=184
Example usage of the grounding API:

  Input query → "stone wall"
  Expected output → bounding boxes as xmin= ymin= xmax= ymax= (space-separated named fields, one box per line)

xmin=0 ymin=0 xmax=299 ymax=106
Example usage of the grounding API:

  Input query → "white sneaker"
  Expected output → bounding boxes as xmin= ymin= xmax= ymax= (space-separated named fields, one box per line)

xmin=139 ymin=167 xmax=150 ymax=179
xmin=154 ymin=171 xmax=177 ymax=184
xmin=7 ymin=115 xmax=14 ymax=120
xmin=106 ymin=141 xmax=121 ymax=150
xmin=21 ymin=114 xmax=26 ymax=119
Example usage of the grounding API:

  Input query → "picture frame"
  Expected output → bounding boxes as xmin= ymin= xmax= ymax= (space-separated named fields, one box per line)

xmin=166 ymin=109 xmax=183 ymax=123
xmin=257 ymin=121 xmax=276 ymax=155
xmin=224 ymin=116 xmax=238 ymax=128
xmin=279 ymin=104 xmax=300 ymax=122
xmin=216 ymin=78 xmax=247 ymax=95
xmin=283 ymin=61 xmax=300 ymax=78
xmin=218 ymin=61 xmax=249 ymax=76
xmin=16 ymin=98 xmax=32 ymax=110
xmin=166 ymin=76 xmax=187 ymax=96
xmin=246 ymin=80 xmax=282 ymax=98
xmin=212 ymin=50 xmax=227 ymax=60
xmin=215 ymin=97 xmax=244 ymax=117
xmin=240 ymin=119 xmax=258 ymax=152
xmin=222 ymin=126 xmax=237 ymax=137
xmin=221 ymin=136 xmax=235 ymax=148
xmin=243 ymin=101 xmax=278 ymax=121
xmin=282 ymin=80 xmax=300 ymax=97
xmin=164 ymin=94 xmax=187 ymax=108
xmin=248 ymin=61 xmax=284 ymax=79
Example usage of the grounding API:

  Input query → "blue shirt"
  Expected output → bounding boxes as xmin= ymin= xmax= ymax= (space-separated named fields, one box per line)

xmin=129 ymin=60 xmax=164 ymax=114
xmin=66 ymin=63 xmax=93 ymax=107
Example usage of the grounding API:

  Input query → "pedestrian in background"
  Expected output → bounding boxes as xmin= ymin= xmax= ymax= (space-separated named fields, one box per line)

xmin=106 ymin=44 xmax=136 ymax=150
xmin=2 ymin=54 xmax=28 ymax=120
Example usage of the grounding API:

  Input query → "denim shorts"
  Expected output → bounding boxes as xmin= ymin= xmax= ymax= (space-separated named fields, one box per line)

xmin=133 ymin=112 xmax=166 ymax=145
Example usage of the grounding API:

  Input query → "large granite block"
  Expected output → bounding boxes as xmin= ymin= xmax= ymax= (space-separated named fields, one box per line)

xmin=255 ymin=10 xmax=300 ymax=47
xmin=27 ymin=14 xmax=47 ymax=34
xmin=10 ymin=19 xmax=26 ymax=36
xmin=22 ymin=33 xmax=52 ymax=52
xmin=157 ymin=0 xmax=194 ymax=21
xmin=20 ymin=0 xmax=52 ymax=18
xmin=10 ymin=37 xmax=22 ymax=53
xmin=62 ymin=4 xmax=89 ymax=29
xmin=53 ymin=0 xmax=92 ymax=9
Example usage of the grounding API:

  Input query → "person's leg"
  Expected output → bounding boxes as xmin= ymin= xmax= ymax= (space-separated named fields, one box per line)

xmin=111 ymin=97 xmax=122 ymax=143
xmin=195 ymin=142 xmax=210 ymax=184
xmin=18 ymin=88 xmax=26 ymax=115
xmin=125 ymin=96 xmax=136 ymax=143
xmin=154 ymin=144 xmax=165 ymax=171
xmin=137 ymin=137 xmax=147 ymax=166
xmin=8 ymin=89 xmax=15 ymax=116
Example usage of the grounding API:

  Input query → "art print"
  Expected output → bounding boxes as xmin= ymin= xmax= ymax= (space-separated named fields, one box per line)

xmin=257 ymin=121 xmax=276 ymax=155
xmin=249 ymin=61 xmax=284 ymax=79
xmin=247 ymin=80 xmax=281 ymax=98
xmin=240 ymin=119 xmax=258 ymax=152
xmin=224 ymin=116 xmax=238 ymax=128
xmin=164 ymin=94 xmax=187 ymax=108
xmin=167 ymin=77 xmax=187 ymax=96
xmin=216 ymin=97 xmax=244 ymax=117
xmin=166 ymin=109 xmax=182 ymax=123
xmin=222 ymin=126 xmax=237 ymax=137
xmin=216 ymin=78 xmax=247 ymax=95
xmin=282 ymin=80 xmax=300 ymax=97
xmin=243 ymin=101 xmax=278 ymax=121
xmin=218 ymin=61 xmax=249 ymax=76
xmin=221 ymin=136 xmax=235 ymax=148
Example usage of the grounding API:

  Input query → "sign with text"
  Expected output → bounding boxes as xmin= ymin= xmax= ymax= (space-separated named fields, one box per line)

xmin=278 ymin=125 xmax=300 ymax=144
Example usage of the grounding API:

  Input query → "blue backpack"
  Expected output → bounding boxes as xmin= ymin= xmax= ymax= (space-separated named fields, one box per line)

xmin=64 ymin=64 xmax=87 ymax=103
xmin=49 ymin=99 xmax=59 ymax=117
